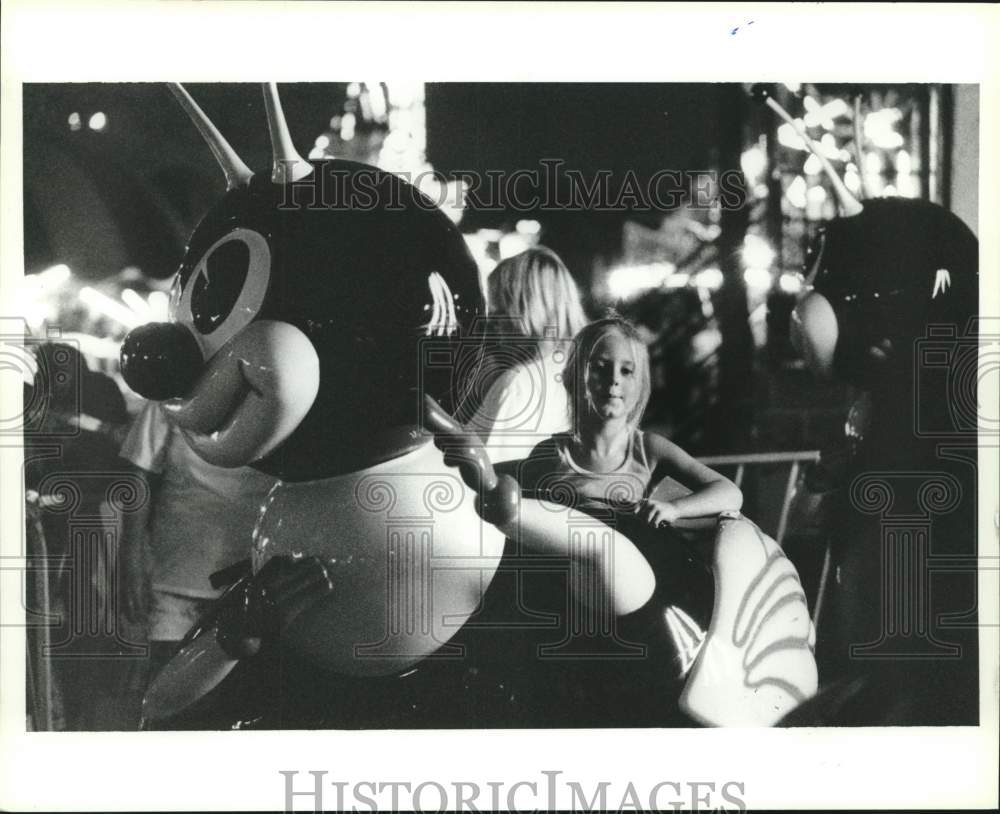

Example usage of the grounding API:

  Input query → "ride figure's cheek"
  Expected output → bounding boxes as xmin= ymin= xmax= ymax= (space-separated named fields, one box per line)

xmin=162 ymin=319 xmax=319 ymax=468
xmin=791 ymin=291 xmax=838 ymax=380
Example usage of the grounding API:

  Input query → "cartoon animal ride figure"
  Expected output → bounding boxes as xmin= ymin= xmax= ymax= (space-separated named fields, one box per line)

xmin=123 ymin=84 xmax=661 ymax=729
xmin=123 ymin=83 xmax=817 ymax=729
xmin=120 ymin=84 xmax=508 ymax=726
xmin=751 ymin=84 xmax=980 ymax=725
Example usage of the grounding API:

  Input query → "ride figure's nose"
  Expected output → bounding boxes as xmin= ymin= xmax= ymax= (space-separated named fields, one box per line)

xmin=790 ymin=291 xmax=838 ymax=380
xmin=120 ymin=322 xmax=204 ymax=400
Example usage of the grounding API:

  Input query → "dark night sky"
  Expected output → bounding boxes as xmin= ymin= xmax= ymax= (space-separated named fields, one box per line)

xmin=426 ymin=82 xmax=729 ymax=272
xmin=23 ymin=82 xmax=731 ymax=280
xmin=427 ymin=83 xmax=721 ymax=182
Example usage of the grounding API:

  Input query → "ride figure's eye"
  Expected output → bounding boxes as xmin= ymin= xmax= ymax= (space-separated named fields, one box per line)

xmin=191 ymin=239 xmax=249 ymax=333
xmin=172 ymin=227 xmax=271 ymax=358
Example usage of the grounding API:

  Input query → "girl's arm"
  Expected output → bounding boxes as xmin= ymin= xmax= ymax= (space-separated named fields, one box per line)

xmin=428 ymin=396 xmax=655 ymax=616
xmin=641 ymin=432 xmax=743 ymax=523
xmin=504 ymin=438 xmax=656 ymax=614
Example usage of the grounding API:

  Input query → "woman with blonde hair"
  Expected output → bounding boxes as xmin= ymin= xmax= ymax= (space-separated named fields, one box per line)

xmin=464 ymin=246 xmax=587 ymax=463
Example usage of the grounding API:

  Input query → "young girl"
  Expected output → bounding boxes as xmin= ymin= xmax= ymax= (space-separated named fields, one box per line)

xmin=463 ymin=246 xmax=587 ymax=463
xmin=519 ymin=315 xmax=743 ymax=528
xmin=426 ymin=314 xmax=742 ymax=659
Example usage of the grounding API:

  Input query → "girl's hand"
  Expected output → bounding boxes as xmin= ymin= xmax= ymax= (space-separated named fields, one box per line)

xmin=639 ymin=499 xmax=681 ymax=529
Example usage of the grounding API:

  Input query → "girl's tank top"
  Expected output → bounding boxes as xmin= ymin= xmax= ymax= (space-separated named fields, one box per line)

xmin=545 ymin=430 xmax=654 ymax=512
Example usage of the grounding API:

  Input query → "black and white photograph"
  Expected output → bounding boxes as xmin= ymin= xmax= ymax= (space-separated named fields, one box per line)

xmin=1 ymin=2 xmax=997 ymax=812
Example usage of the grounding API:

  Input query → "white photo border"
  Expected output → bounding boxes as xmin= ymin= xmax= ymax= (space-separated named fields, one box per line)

xmin=1 ymin=2 xmax=998 ymax=811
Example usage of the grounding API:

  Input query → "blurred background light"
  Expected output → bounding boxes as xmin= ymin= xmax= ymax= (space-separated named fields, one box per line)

xmin=778 ymin=272 xmax=804 ymax=294
xmin=742 ymin=234 xmax=775 ymax=269
xmin=39 ymin=263 xmax=72 ymax=286
xmin=147 ymin=291 xmax=170 ymax=322
xmin=120 ymin=288 xmax=151 ymax=319
xmin=818 ymin=133 xmax=840 ymax=159
xmin=806 ymin=184 xmax=827 ymax=219
xmin=803 ymin=96 xmax=849 ymax=130
xmin=60 ymin=332 xmax=123 ymax=360
xmin=499 ymin=232 xmax=532 ymax=260
xmin=864 ymin=151 xmax=884 ymax=179
xmin=693 ymin=266 xmax=723 ymax=291
xmin=864 ymin=108 xmax=904 ymax=149
xmin=844 ymin=166 xmax=862 ymax=194
xmin=606 ymin=261 xmax=677 ymax=300
xmin=340 ymin=112 xmax=356 ymax=141
xmin=743 ymin=266 xmax=773 ymax=293
xmin=740 ymin=146 xmax=767 ymax=181
xmin=16 ymin=265 xmax=73 ymax=332
xmin=803 ymin=153 xmax=823 ymax=176
xmin=785 ymin=175 xmax=808 ymax=209
xmin=807 ymin=186 xmax=827 ymax=205
xmin=78 ymin=286 xmax=144 ymax=329
xmin=365 ymin=82 xmax=388 ymax=120
xmin=777 ymin=122 xmax=808 ymax=151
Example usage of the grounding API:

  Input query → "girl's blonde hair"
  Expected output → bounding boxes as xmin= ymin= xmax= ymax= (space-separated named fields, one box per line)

xmin=562 ymin=315 xmax=652 ymax=431
xmin=487 ymin=246 xmax=587 ymax=340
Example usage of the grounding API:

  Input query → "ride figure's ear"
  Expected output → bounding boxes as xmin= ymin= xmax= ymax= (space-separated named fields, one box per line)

xmin=262 ymin=82 xmax=313 ymax=184
xmin=168 ymin=83 xmax=253 ymax=190
xmin=749 ymin=84 xmax=863 ymax=218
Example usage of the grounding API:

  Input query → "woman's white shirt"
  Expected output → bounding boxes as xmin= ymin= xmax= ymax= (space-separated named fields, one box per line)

xmin=464 ymin=341 xmax=573 ymax=464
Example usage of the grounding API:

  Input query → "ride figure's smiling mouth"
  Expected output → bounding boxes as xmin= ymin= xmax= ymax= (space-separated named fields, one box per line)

xmin=162 ymin=320 xmax=320 ymax=469
xmin=189 ymin=359 xmax=264 ymax=441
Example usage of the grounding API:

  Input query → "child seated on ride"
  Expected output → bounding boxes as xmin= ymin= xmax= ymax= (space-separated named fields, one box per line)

xmin=477 ymin=315 xmax=742 ymax=724
xmin=516 ymin=314 xmax=742 ymax=529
